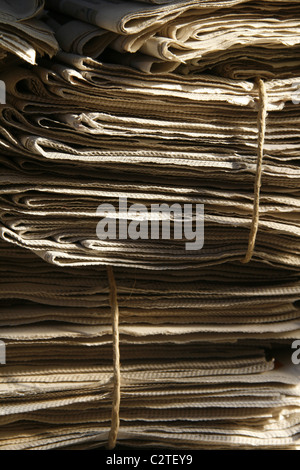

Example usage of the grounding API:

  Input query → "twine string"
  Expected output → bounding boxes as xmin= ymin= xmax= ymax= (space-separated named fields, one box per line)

xmin=106 ymin=265 xmax=121 ymax=450
xmin=242 ymin=78 xmax=268 ymax=264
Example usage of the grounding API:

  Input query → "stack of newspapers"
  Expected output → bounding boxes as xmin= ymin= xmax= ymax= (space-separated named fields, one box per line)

xmin=0 ymin=0 xmax=299 ymax=450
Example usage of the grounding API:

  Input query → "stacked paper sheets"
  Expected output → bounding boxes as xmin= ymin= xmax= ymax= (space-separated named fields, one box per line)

xmin=0 ymin=241 xmax=299 ymax=342
xmin=0 ymin=0 xmax=299 ymax=451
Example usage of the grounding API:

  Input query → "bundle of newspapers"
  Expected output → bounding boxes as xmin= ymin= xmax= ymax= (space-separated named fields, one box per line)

xmin=0 ymin=55 xmax=299 ymax=270
xmin=0 ymin=241 xmax=300 ymax=450
xmin=0 ymin=0 xmax=299 ymax=451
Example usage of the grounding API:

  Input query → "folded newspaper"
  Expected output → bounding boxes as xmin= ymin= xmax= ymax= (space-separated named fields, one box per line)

xmin=45 ymin=0 xmax=300 ymax=77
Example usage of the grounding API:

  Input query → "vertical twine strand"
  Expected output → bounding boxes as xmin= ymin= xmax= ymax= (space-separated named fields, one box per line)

xmin=242 ymin=78 xmax=268 ymax=264
xmin=106 ymin=265 xmax=121 ymax=450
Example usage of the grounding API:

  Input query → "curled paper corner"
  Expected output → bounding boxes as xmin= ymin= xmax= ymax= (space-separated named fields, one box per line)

xmin=0 ymin=340 xmax=6 ymax=365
